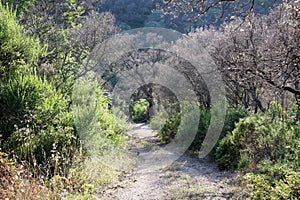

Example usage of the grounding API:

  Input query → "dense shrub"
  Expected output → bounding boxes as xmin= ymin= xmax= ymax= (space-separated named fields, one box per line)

xmin=0 ymin=72 xmax=71 ymax=139
xmin=151 ymin=103 xmax=197 ymax=144
xmin=149 ymin=100 xmax=181 ymax=143
xmin=216 ymin=102 xmax=300 ymax=198
xmin=158 ymin=114 xmax=181 ymax=143
xmin=96 ymin=88 xmax=127 ymax=148
xmin=190 ymin=105 xmax=248 ymax=152
xmin=129 ymin=98 xmax=150 ymax=123
xmin=187 ymin=108 xmax=210 ymax=150
xmin=2 ymin=0 xmax=35 ymax=14
xmin=0 ymin=73 xmax=128 ymax=196
xmin=151 ymin=103 xmax=247 ymax=151
xmin=69 ymin=77 xmax=130 ymax=196
xmin=0 ymin=4 xmax=42 ymax=78
xmin=72 ymin=76 xmax=127 ymax=153
xmin=216 ymin=102 xmax=299 ymax=171
xmin=0 ymin=72 xmax=77 ymax=176
xmin=0 ymin=2 xmax=129 ymax=198
xmin=245 ymin=161 xmax=300 ymax=199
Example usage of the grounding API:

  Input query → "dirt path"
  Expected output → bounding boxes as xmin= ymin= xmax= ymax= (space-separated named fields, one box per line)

xmin=98 ymin=123 xmax=242 ymax=200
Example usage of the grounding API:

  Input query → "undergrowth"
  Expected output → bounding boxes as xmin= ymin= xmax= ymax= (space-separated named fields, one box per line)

xmin=0 ymin=152 xmax=52 ymax=199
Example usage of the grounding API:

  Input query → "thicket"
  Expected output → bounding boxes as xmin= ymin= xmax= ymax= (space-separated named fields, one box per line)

xmin=150 ymin=104 xmax=248 ymax=150
xmin=0 ymin=2 xmax=127 ymax=198
xmin=216 ymin=102 xmax=300 ymax=199
xmin=0 ymin=3 xmax=41 ymax=78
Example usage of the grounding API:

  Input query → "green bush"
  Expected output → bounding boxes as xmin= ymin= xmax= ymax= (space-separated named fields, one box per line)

xmin=151 ymin=103 xmax=248 ymax=150
xmin=0 ymin=4 xmax=42 ymax=78
xmin=216 ymin=102 xmax=299 ymax=171
xmin=96 ymin=89 xmax=127 ymax=148
xmin=149 ymin=111 xmax=167 ymax=130
xmin=188 ymin=108 xmax=210 ymax=151
xmin=152 ymin=103 xmax=198 ymax=144
xmin=189 ymin=105 xmax=248 ymax=152
xmin=220 ymin=106 xmax=249 ymax=139
xmin=0 ymin=73 xmax=44 ymax=138
xmin=1 ymin=72 xmax=77 ymax=176
xmin=0 ymin=72 xmax=71 ymax=139
xmin=72 ymin=77 xmax=127 ymax=151
xmin=158 ymin=114 xmax=181 ymax=143
xmin=215 ymin=102 xmax=300 ymax=198
xmin=0 ymin=2 xmax=129 ymax=197
xmin=2 ymin=0 xmax=36 ymax=14
xmin=130 ymin=98 xmax=150 ymax=123
xmin=6 ymin=124 xmax=77 ymax=176
xmin=153 ymin=104 xmax=246 ymax=150
xmin=0 ymin=2 xmax=79 ymax=180
xmin=245 ymin=161 xmax=300 ymax=199
xmin=149 ymin=100 xmax=181 ymax=143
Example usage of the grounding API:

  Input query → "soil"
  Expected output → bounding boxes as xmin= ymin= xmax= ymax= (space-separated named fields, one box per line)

xmin=98 ymin=123 xmax=246 ymax=200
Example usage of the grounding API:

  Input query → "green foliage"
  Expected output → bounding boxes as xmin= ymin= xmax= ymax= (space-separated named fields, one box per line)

xmin=63 ymin=0 xmax=85 ymax=28
xmin=158 ymin=114 xmax=181 ymax=143
xmin=153 ymin=103 xmax=247 ymax=151
xmin=216 ymin=102 xmax=300 ymax=198
xmin=47 ymin=28 xmax=78 ymax=96
xmin=149 ymin=111 xmax=168 ymax=130
xmin=0 ymin=1 xmax=82 ymax=186
xmin=72 ymin=76 xmax=127 ymax=151
xmin=95 ymin=89 xmax=127 ymax=148
xmin=221 ymin=106 xmax=249 ymax=139
xmin=6 ymin=125 xmax=77 ymax=176
xmin=0 ymin=1 xmax=125 ymax=197
xmin=188 ymin=107 xmax=210 ymax=151
xmin=190 ymin=105 xmax=248 ymax=152
xmin=130 ymin=98 xmax=150 ymax=123
xmin=1 ymin=72 xmax=77 ymax=175
xmin=19 ymin=0 xmax=88 ymax=96
xmin=245 ymin=161 xmax=300 ymax=199
xmin=2 ymin=0 xmax=36 ymax=14
xmin=0 ymin=4 xmax=42 ymax=78
xmin=151 ymin=102 xmax=194 ymax=144
xmin=70 ymin=77 xmax=129 ymax=196
xmin=0 ymin=72 xmax=70 ymax=139
xmin=0 ymin=72 xmax=47 ymax=139
xmin=216 ymin=102 xmax=300 ymax=171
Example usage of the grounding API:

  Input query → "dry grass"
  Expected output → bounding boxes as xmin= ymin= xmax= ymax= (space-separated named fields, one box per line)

xmin=0 ymin=152 xmax=52 ymax=200
xmin=0 ymin=152 xmax=126 ymax=200
xmin=165 ymin=173 xmax=216 ymax=200
xmin=67 ymin=156 xmax=121 ymax=192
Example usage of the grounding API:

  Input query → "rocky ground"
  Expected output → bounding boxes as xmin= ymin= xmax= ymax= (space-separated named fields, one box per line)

xmin=97 ymin=123 xmax=247 ymax=200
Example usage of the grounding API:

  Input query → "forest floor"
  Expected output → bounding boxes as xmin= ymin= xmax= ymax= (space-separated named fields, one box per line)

xmin=98 ymin=123 xmax=247 ymax=200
